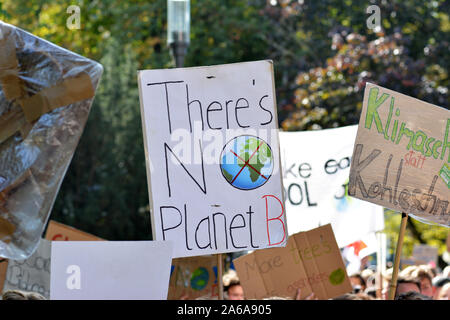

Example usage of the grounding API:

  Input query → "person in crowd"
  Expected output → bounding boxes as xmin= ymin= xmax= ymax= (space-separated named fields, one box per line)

xmin=364 ymin=286 xmax=378 ymax=299
xmin=348 ymin=272 xmax=366 ymax=294
xmin=436 ymin=281 xmax=450 ymax=300
xmin=2 ymin=289 xmax=46 ymax=300
xmin=400 ymin=265 xmax=434 ymax=298
xmin=361 ymin=268 xmax=375 ymax=286
xmin=394 ymin=275 xmax=421 ymax=299
xmin=442 ymin=265 xmax=450 ymax=278
xmin=432 ymin=276 xmax=450 ymax=300
xmin=395 ymin=291 xmax=432 ymax=300
xmin=332 ymin=292 xmax=375 ymax=300
xmin=223 ymin=269 xmax=245 ymax=300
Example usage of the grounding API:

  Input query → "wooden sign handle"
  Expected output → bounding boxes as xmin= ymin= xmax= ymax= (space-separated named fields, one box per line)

xmin=388 ymin=212 xmax=409 ymax=300
xmin=217 ymin=253 xmax=224 ymax=300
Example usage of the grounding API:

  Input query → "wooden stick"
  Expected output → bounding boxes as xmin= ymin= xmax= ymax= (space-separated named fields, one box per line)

xmin=217 ymin=253 xmax=224 ymax=300
xmin=388 ymin=212 xmax=409 ymax=300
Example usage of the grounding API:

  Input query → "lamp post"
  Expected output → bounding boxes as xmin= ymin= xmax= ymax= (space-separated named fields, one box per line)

xmin=167 ymin=0 xmax=190 ymax=68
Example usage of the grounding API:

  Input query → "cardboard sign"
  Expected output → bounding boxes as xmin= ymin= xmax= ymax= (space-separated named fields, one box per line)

xmin=233 ymin=224 xmax=352 ymax=300
xmin=0 ymin=258 xmax=7 ymax=293
xmin=138 ymin=61 xmax=287 ymax=258
xmin=168 ymin=255 xmax=218 ymax=300
xmin=50 ymin=241 xmax=173 ymax=300
xmin=2 ymin=239 xmax=51 ymax=298
xmin=280 ymin=125 xmax=385 ymax=247
xmin=349 ymin=83 xmax=450 ymax=226
xmin=412 ymin=244 xmax=438 ymax=265
xmin=45 ymin=220 xmax=104 ymax=241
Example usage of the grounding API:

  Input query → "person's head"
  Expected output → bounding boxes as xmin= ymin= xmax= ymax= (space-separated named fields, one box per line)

xmin=332 ymin=292 xmax=374 ymax=300
xmin=443 ymin=265 xmax=450 ymax=278
xmin=224 ymin=279 xmax=245 ymax=300
xmin=395 ymin=291 xmax=432 ymax=300
xmin=432 ymin=276 xmax=450 ymax=300
xmin=395 ymin=275 xmax=421 ymax=299
xmin=223 ymin=269 xmax=245 ymax=300
xmin=364 ymin=287 xmax=378 ymax=299
xmin=349 ymin=272 xmax=366 ymax=293
xmin=437 ymin=282 xmax=450 ymax=300
xmin=2 ymin=290 xmax=46 ymax=300
xmin=401 ymin=265 xmax=434 ymax=297
xmin=361 ymin=268 xmax=374 ymax=284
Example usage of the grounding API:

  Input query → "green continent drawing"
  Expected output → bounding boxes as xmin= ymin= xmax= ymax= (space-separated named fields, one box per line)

xmin=329 ymin=268 xmax=345 ymax=285
xmin=190 ymin=267 xmax=209 ymax=291
xmin=220 ymin=135 xmax=274 ymax=190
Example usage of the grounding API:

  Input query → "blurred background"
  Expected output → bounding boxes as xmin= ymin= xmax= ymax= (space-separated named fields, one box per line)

xmin=1 ymin=0 xmax=448 ymax=268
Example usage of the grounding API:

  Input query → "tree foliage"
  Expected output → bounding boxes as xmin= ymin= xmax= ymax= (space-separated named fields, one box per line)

xmin=0 ymin=1 xmax=448 ymax=261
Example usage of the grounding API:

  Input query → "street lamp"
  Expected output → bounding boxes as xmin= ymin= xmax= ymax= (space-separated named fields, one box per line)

xmin=167 ymin=0 xmax=190 ymax=68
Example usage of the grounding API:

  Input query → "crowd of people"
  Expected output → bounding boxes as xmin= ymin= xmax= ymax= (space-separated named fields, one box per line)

xmin=2 ymin=263 xmax=449 ymax=301
xmin=219 ymin=263 xmax=450 ymax=301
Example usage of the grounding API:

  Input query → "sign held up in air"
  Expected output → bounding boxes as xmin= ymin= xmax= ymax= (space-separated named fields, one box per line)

xmin=138 ymin=61 xmax=287 ymax=258
xmin=50 ymin=241 xmax=173 ymax=300
xmin=349 ymin=83 xmax=450 ymax=226
xmin=233 ymin=224 xmax=352 ymax=300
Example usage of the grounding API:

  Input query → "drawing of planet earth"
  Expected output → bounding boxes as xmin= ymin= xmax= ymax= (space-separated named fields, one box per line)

xmin=190 ymin=267 xmax=209 ymax=291
xmin=220 ymin=135 xmax=273 ymax=190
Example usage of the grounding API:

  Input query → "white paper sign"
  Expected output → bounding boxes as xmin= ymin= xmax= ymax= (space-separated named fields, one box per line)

xmin=3 ymin=239 xmax=51 ymax=298
xmin=138 ymin=61 xmax=287 ymax=258
xmin=50 ymin=241 xmax=173 ymax=300
xmin=280 ymin=125 xmax=384 ymax=247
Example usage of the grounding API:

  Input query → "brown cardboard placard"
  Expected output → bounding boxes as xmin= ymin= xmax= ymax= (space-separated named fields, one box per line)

xmin=168 ymin=255 xmax=218 ymax=300
xmin=0 ymin=259 xmax=8 ymax=294
xmin=348 ymin=83 xmax=450 ymax=226
xmin=44 ymin=220 xmax=104 ymax=241
xmin=233 ymin=224 xmax=352 ymax=300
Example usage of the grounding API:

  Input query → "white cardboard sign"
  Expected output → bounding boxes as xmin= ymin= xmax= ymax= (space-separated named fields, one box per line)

xmin=50 ymin=241 xmax=173 ymax=300
xmin=280 ymin=125 xmax=384 ymax=247
xmin=138 ymin=61 xmax=287 ymax=258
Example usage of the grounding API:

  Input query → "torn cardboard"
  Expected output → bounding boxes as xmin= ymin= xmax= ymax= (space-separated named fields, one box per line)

xmin=234 ymin=224 xmax=352 ymax=300
xmin=45 ymin=220 xmax=104 ymax=241
xmin=168 ymin=255 xmax=218 ymax=300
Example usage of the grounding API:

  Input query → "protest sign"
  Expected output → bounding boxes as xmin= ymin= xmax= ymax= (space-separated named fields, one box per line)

xmin=280 ymin=125 xmax=384 ymax=247
xmin=45 ymin=220 xmax=104 ymax=241
xmin=0 ymin=258 xmax=7 ymax=293
xmin=0 ymin=21 xmax=103 ymax=260
xmin=412 ymin=244 xmax=439 ymax=266
xmin=50 ymin=241 xmax=173 ymax=300
xmin=168 ymin=255 xmax=218 ymax=300
xmin=349 ymin=83 xmax=449 ymax=226
xmin=349 ymin=82 xmax=450 ymax=299
xmin=138 ymin=60 xmax=287 ymax=258
xmin=233 ymin=224 xmax=352 ymax=300
xmin=2 ymin=239 xmax=51 ymax=298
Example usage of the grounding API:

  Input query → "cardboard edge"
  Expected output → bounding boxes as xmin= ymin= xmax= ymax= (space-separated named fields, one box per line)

xmin=45 ymin=220 xmax=104 ymax=241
